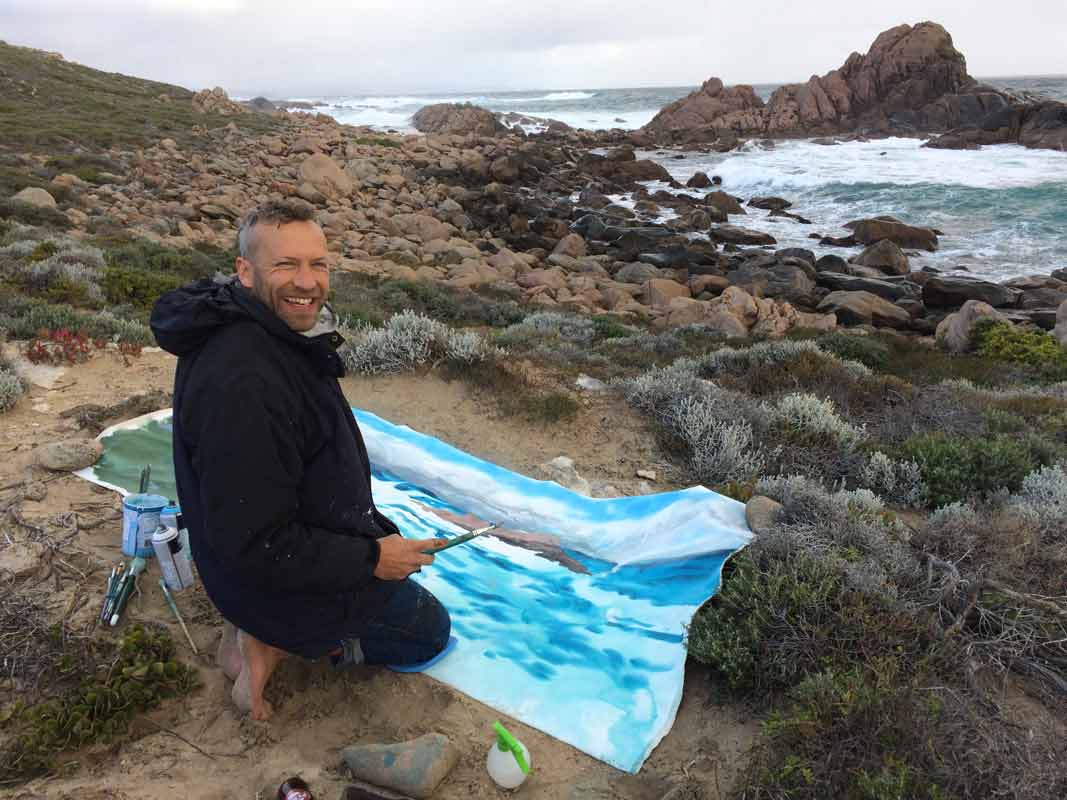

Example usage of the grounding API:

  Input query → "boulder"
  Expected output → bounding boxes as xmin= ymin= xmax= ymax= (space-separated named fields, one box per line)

xmin=815 ymin=254 xmax=850 ymax=272
xmin=922 ymin=275 xmax=1021 ymax=309
xmin=709 ymin=225 xmax=776 ymax=247
xmin=643 ymin=278 xmax=691 ymax=306
xmin=776 ymin=248 xmax=816 ymax=264
xmin=412 ymin=103 xmax=506 ymax=137
xmin=817 ymin=272 xmax=921 ymax=302
xmin=391 ymin=213 xmax=453 ymax=243
xmin=845 ymin=218 xmax=939 ymax=251
xmin=935 ymin=299 xmax=1009 ymax=353
xmin=552 ymin=233 xmax=587 ymax=259
xmin=748 ymin=196 xmax=792 ymax=211
xmin=583 ymin=157 xmax=672 ymax=184
xmin=490 ymin=156 xmax=520 ymax=183
xmin=643 ymin=77 xmax=767 ymax=142
xmin=690 ymin=274 xmax=730 ymax=296
xmin=703 ymin=191 xmax=745 ymax=216
xmin=615 ymin=262 xmax=662 ymax=284
xmin=297 ymin=154 xmax=353 ymax=201
xmin=12 ymin=187 xmax=57 ymax=208
xmin=663 ymin=296 xmax=710 ymax=327
xmin=642 ymin=23 xmax=974 ymax=140
xmin=36 ymin=439 xmax=103 ymax=471
xmin=1054 ymin=299 xmax=1067 ymax=347
xmin=817 ymin=290 xmax=911 ymax=328
xmin=852 ymin=239 xmax=910 ymax=275
xmin=746 ymin=495 xmax=783 ymax=533
xmin=727 ymin=261 xmax=816 ymax=305
xmin=192 ymin=86 xmax=246 ymax=115
xmin=686 ymin=171 xmax=713 ymax=188
xmin=342 ymin=733 xmax=459 ymax=800
xmin=709 ymin=286 xmax=759 ymax=329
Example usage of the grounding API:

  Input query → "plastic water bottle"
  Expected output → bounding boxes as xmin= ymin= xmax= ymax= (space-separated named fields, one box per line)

xmin=486 ymin=721 xmax=530 ymax=789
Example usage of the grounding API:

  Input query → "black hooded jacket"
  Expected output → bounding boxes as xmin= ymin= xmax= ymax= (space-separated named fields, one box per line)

xmin=150 ymin=278 xmax=397 ymax=657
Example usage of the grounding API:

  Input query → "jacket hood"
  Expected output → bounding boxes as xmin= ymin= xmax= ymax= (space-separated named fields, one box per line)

xmin=150 ymin=277 xmax=345 ymax=372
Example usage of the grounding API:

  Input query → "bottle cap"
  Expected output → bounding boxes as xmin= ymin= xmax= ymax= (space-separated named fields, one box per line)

xmin=492 ymin=721 xmax=529 ymax=775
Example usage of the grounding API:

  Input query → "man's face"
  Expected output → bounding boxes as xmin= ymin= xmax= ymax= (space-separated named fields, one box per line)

xmin=236 ymin=220 xmax=330 ymax=332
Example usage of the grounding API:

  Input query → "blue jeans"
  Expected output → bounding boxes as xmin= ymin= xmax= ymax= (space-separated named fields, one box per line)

xmin=334 ymin=578 xmax=451 ymax=666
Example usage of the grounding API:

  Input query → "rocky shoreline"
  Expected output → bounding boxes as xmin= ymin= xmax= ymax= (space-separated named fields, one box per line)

xmin=4 ymin=28 xmax=1066 ymax=357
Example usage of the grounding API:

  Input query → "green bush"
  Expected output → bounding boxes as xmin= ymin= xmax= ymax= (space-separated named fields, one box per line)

xmin=0 ymin=199 xmax=71 ymax=229
xmin=903 ymin=432 xmax=1047 ymax=507
xmin=0 ymin=365 xmax=24 ymax=413
xmin=0 ymin=624 xmax=198 ymax=781
xmin=817 ymin=332 xmax=891 ymax=371
xmin=0 ymin=295 xmax=153 ymax=344
xmin=687 ymin=551 xmax=928 ymax=693
xmin=747 ymin=667 xmax=953 ymax=800
xmin=99 ymin=237 xmax=232 ymax=281
xmin=591 ymin=315 xmax=633 ymax=341
xmin=102 ymin=265 xmax=184 ymax=310
xmin=974 ymin=319 xmax=1067 ymax=376
xmin=352 ymin=135 xmax=401 ymax=148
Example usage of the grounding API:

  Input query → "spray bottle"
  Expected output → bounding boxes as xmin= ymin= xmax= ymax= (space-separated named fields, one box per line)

xmin=486 ymin=721 xmax=530 ymax=789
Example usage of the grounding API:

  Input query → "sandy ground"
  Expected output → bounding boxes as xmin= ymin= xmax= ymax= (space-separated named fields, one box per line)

xmin=0 ymin=348 xmax=757 ymax=800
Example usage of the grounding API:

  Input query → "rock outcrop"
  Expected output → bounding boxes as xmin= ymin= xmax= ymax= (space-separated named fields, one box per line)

xmin=412 ymin=103 xmax=507 ymax=137
xmin=643 ymin=22 xmax=1064 ymax=150
xmin=192 ymin=87 xmax=246 ymax=115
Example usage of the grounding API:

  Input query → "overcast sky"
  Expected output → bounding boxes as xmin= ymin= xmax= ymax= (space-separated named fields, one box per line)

xmin=3 ymin=0 xmax=1064 ymax=96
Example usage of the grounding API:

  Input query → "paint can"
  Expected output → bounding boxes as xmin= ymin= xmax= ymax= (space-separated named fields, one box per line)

xmin=152 ymin=524 xmax=195 ymax=591
xmin=122 ymin=493 xmax=168 ymax=558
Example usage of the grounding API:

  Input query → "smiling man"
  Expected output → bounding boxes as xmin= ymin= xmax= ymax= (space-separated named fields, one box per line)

xmin=150 ymin=200 xmax=450 ymax=720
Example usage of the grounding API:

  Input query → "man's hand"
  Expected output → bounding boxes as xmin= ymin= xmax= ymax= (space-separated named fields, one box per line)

xmin=373 ymin=534 xmax=448 ymax=581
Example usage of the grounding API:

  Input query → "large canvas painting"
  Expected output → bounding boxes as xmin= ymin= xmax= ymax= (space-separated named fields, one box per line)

xmin=76 ymin=409 xmax=751 ymax=772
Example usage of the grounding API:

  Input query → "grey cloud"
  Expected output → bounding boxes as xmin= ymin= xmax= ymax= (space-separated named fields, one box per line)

xmin=3 ymin=0 xmax=1065 ymax=96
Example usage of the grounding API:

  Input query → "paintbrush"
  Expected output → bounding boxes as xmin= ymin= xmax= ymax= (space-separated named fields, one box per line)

xmin=109 ymin=557 xmax=146 ymax=626
xmin=159 ymin=578 xmax=199 ymax=655
xmin=101 ymin=562 xmax=125 ymax=623
xmin=98 ymin=565 xmax=117 ymax=624
xmin=138 ymin=464 xmax=151 ymax=494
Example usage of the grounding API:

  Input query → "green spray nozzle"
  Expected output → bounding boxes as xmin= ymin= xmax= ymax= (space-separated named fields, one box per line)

xmin=492 ymin=721 xmax=530 ymax=775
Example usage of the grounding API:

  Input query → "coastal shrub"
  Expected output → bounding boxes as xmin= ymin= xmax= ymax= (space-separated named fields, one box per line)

xmin=903 ymin=432 xmax=1048 ymax=507
xmin=498 ymin=312 xmax=596 ymax=347
xmin=753 ymin=474 xmax=915 ymax=598
xmin=860 ymin=451 xmax=926 ymax=507
xmin=665 ymin=396 xmax=770 ymax=485
xmin=0 ymin=624 xmax=198 ymax=782
xmin=0 ymin=296 xmax=153 ymax=344
xmin=618 ymin=361 xmax=776 ymax=484
xmin=99 ymin=237 xmax=232 ymax=282
xmin=973 ymin=318 xmax=1067 ymax=377
xmin=338 ymin=310 xmax=500 ymax=374
xmin=816 ymin=331 xmax=891 ymax=371
xmin=0 ymin=365 xmax=24 ymax=413
xmin=590 ymin=315 xmax=633 ymax=340
xmin=768 ymin=392 xmax=867 ymax=449
xmin=0 ymin=199 xmax=71 ymax=229
xmin=101 ymin=265 xmax=184 ymax=310
xmin=1010 ymin=463 xmax=1067 ymax=528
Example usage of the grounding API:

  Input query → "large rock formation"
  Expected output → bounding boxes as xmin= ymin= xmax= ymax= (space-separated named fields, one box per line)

xmin=644 ymin=22 xmax=1064 ymax=149
xmin=412 ymin=103 xmax=507 ymax=137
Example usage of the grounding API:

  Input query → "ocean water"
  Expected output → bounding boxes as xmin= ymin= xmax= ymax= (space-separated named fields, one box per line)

xmin=639 ymin=137 xmax=1067 ymax=281
xmin=298 ymin=77 xmax=1067 ymax=282
xmin=290 ymin=75 xmax=1067 ymax=133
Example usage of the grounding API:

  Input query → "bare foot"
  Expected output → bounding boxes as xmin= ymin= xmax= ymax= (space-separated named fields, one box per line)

xmin=217 ymin=621 xmax=242 ymax=681
xmin=231 ymin=629 xmax=287 ymax=721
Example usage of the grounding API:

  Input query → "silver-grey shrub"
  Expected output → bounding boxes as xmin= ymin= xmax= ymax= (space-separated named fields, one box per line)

xmin=1010 ymin=463 xmax=1067 ymax=529
xmin=339 ymin=310 xmax=500 ymax=374
xmin=754 ymin=474 xmax=916 ymax=599
xmin=768 ymin=392 xmax=867 ymax=449
xmin=617 ymin=362 xmax=776 ymax=484
xmin=0 ymin=366 xmax=24 ymax=413
xmin=497 ymin=312 xmax=595 ymax=347
xmin=699 ymin=338 xmax=871 ymax=379
xmin=860 ymin=451 xmax=927 ymax=507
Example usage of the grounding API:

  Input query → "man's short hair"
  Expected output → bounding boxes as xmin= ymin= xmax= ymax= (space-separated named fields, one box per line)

xmin=237 ymin=200 xmax=317 ymax=260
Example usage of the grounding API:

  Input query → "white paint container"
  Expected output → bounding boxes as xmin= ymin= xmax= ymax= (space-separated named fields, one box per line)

xmin=152 ymin=525 xmax=195 ymax=591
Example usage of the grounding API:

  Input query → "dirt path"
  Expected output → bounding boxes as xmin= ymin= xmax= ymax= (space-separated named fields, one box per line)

xmin=0 ymin=350 xmax=757 ymax=800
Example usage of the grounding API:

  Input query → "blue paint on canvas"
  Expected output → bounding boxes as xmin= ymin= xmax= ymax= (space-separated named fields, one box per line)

xmin=76 ymin=408 xmax=752 ymax=773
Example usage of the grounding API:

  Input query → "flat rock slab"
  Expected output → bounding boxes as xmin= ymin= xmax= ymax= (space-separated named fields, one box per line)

xmin=36 ymin=438 xmax=103 ymax=472
xmin=342 ymin=733 xmax=459 ymax=799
